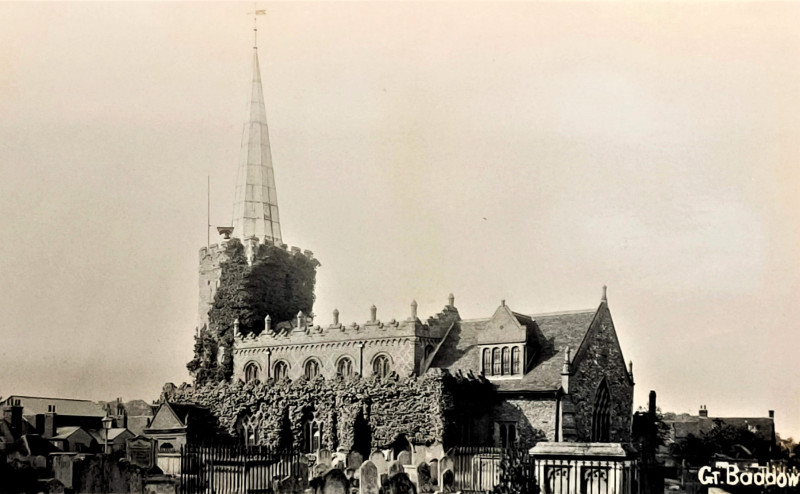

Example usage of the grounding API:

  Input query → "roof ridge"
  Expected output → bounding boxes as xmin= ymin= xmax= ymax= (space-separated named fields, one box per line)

xmin=6 ymin=395 xmax=98 ymax=403
xmin=529 ymin=308 xmax=596 ymax=317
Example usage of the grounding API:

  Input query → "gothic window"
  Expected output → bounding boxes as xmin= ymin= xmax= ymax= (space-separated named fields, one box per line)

xmin=424 ymin=344 xmax=435 ymax=362
xmin=492 ymin=348 xmax=501 ymax=375
xmin=303 ymin=413 xmax=323 ymax=453
xmin=511 ymin=347 xmax=521 ymax=375
xmin=244 ymin=362 xmax=259 ymax=383
xmin=482 ymin=348 xmax=491 ymax=375
xmin=496 ymin=421 xmax=517 ymax=448
xmin=273 ymin=360 xmax=288 ymax=380
xmin=502 ymin=347 xmax=510 ymax=375
xmin=304 ymin=359 xmax=321 ymax=380
xmin=337 ymin=357 xmax=354 ymax=378
xmin=591 ymin=379 xmax=611 ymax=442
xmin=372 ymin=354 xmax=391 ymax=378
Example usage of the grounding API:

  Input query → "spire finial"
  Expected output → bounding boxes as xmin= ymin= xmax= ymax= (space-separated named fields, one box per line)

xmin=601 ymin=285 xmax=608 ymax=303
xmin=251 ymin=6 xmax=266 ymax=50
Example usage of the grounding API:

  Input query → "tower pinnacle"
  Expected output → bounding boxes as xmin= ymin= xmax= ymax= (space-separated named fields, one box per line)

xmin=232 ymin=10 xmax=282 ymax=244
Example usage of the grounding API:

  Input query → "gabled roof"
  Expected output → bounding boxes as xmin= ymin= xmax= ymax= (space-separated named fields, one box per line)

xmin=145 ymin=402 xmax=188 ymax=432
xmin=428 ymin=305 xmax=598 ymax=393
xmin=3 ymin=395 xmax=106 ymax=418
xmin=88 ymin=427 xmax=133 ymax=443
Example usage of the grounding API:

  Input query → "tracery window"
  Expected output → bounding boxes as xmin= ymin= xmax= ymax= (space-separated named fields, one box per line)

xmin=496 ymin=421 xmax=517 ymax=448
xmin=372 ymin=354 xmax=391 ymax=378
xmin=273 ymin=360 xmax=288 ymax=380
xmin=483 ymin=345 xmax=523 ymax=376
xmin=591 ymin=379 xmax=611 ymax=442
xmin=511 ymin=347 xmax=521 ymax=374
xmin=304 ymin=359 xmax=320 ymax=380
xmin=303 ymin=413 xmax=323 ymax=453
xmin=337 ymin=357 xmax=354 ymax=378
xmin=244 ymin=362 xmax=259 ymax=383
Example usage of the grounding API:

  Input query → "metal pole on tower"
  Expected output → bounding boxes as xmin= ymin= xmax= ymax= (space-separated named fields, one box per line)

xmin=207 ymin=175 xmax=210 ymax=248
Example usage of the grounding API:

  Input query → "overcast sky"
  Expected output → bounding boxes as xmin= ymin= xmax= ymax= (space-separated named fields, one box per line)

xmin=1 ymin=2 xmax=799 ymax=438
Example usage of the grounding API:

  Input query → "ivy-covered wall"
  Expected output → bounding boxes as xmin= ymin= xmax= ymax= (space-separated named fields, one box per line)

xmin=169 ymin=369 xmax=496 ymax=451
xmin=188 ymin=238 xmax=320 ymax=384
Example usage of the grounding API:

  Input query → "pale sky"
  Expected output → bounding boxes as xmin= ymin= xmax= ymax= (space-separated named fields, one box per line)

xmin=1 ymin=2 xmax=799 ymax=438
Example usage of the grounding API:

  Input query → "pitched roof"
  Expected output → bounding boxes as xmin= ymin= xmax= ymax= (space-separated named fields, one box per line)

xmin=429 ymin=307 xmax=597 ymax=393
xmin=4 ymin=396 xmax=106 ymax=418
xmin=497 ymin=309 xmax=597 ymax=392
xmin=670 ymin=416 xmax=775 ymax=443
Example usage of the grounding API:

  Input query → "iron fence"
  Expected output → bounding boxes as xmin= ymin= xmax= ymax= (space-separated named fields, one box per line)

xmin=180 ymin=443 xmax=303 ymax=494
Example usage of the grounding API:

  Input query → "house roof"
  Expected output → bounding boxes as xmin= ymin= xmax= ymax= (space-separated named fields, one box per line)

xmin=53 ymin=426 xmax=84 ymax=440
xmin=88 ymin=428 xmax=133 ymax=443
xmin=4 ymin=395 xmax=106 ymax=418
xmin=429 ymin=306 xmax=598 ymax=393
xmin=670 ymin=416 xmax=775 ymax=443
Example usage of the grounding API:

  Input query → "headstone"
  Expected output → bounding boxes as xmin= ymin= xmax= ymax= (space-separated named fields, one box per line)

xmin=370 ymin=451 xmax=388 ymax=476
xmin=315 ymin=463 xmax=330 ymax=478
xmin=388 ymin=460 xmax=403 ymax=478
xmin=426 ymin=441 xmax=444 ymax=462
xmin=52 ymin=455 xmax=75 ymax=490
xmin=322 ymin=468 xmax=350 ymax=494
xmin=416 ymin=462 xmax=432 ymax=493
xmin=332 ymin=458 xmax=346 ymax=470
xmin=441 ymin=469 xmax=454 ymax=493
xmin=299 ymin=455 xmax=311 ymax=485
xmin=345 ymin=467 xmax=356 ymax=480
xmin=397 ymin=450 xmax=412 ymax=466
xmin=359 ymin=460 xmax=379 ymax=494
xmin=126 ymin=436 xmax=155 ymax=470
xmin=402 ymin=465 xmax=419 ymax=492
xmin=277 ymin=476 xmax=299 ymax=494
xmin=318 ymin=448 xmax=333 ymax=468
xmin=428 ymin=459 xmax=438 ymax=487
xmin=347 ymin=451 xmax=364 ymax=469
xmin=385 ymin=472 xmax=417 ymax=494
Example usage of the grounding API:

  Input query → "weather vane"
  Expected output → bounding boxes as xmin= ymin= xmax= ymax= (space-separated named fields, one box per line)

xmin=248 ymin=6 xmax=267 ymax=49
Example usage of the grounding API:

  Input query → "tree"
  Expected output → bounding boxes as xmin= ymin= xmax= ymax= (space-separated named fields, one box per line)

xmin=188 ymin=238 xmax=320 ymax=383
xmin=670 ymin=419 xmax=773 ymax=466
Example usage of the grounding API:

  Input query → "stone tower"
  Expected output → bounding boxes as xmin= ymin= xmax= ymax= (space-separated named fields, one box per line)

xmin=197 ymin=28 xmax=282 ymax=331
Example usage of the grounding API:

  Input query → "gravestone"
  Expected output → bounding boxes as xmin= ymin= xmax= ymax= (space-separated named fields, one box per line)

xmin=426 ymin=441 xmax=444 ymax=462
xmin=359 ymin=460 xmax=379 ymax=494
xmin=385 ymin=472 xmax=417 ymax=494
xmin=126 ymin=436 xmax=155 ymax=470
xmin=318 ymin=448 xmax=333 ymax=468
xmin=416 ymin=462 xmax=432 ymax=493
xmin=299 ymin=455 xmax=311 ymax=485
xmin=428 ymin=459 xmax=438 ymax=487
xmin=370 ymin=451 xmax=388 ymax=476
xmin=388 ymin=460 xmax=404 ymax=478
xmin=322 ymin=468 xmax=350 ymax=494
xmin=332 ymin=458 xmax=346 ymax=471
xmin=315 ymin=463 xmax=330 ymax=478
xmin=277 ymin=476 xmax=299 ymax=494
xmin=347 ymin=451 xmax=364 ymax=469
xmin=397 ymin=450 xmax=412 ymax=466
xmin=441 ymin=469 xmax=454 ymax=493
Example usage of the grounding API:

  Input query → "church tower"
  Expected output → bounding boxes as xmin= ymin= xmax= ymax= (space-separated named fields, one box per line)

xmin=197 ymin=19 xmax=282 ymax=330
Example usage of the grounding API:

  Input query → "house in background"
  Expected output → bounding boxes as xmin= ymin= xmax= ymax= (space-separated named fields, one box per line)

xmin=143 ymin=401 xmax=217 ymax=452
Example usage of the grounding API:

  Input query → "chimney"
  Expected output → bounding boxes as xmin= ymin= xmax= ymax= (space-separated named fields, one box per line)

xmin=769 ymin=410 xmax=775 ymax=419
xmin=649 ymin=391 xmax=657 ymax=417
xmin=699 ymin=405 xmax=708 ymax=418
xmin=10 ymin=403 xmax=23 ymax=438
xmin=601 ymin=285 xmax=608 ymax=303
xmin=44 ymin=406 xmax=57 ymax=439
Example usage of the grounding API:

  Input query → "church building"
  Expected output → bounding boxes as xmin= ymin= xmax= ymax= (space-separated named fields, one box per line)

xmin=196 ymin=26 xmax=635 ymax=451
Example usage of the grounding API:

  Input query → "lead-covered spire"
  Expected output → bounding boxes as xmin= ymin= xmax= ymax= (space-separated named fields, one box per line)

xmin=231 ymin=28 xmax=282 ymax=244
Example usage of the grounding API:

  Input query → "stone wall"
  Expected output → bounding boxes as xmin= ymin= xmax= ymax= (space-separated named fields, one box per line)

xmin=568 ymin=303 xmax=634 ymax=442
xmin=491 ymin=398 xmax=554 ymax=448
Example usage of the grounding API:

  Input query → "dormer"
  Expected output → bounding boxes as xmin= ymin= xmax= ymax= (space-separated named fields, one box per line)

xmin=477 ymin=301 xmax=534 ymax=379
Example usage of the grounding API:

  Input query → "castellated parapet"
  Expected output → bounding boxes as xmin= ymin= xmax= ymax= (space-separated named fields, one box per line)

xmin=196 ymin=236 xmax=316 ymax=331
xmin=232 ymin=297 xmax=462 ymax=383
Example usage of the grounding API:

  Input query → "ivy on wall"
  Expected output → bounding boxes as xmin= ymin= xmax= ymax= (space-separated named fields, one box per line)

xmin=187 ymin=239 xmax=321 ymax=384
xmin=170 ymin=370 xmax=496 ymax=451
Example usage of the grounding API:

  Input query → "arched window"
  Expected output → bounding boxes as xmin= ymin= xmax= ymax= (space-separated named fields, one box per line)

xmin=244 ymin=362 xmax=259 ymax=383
xmin=337 ymin=357 xmax=354 ymax=378
xmin=424 ymin=344 xmax=435 ymax=362
xmin=482 ymin=348 xmax=491 ymax=375
xmin=591 ymin=379 xmax=611 ymax=442
xmin=304 ymin=359 xmax=320 ymax=380
xmin=303 ymin=413 xmax=323 ymax=453
xmin=273 ymin=361 xmax=288 ymax=381
xmin=492 ymin=348 xmax=501 ymax=376
xmin=502 ymin=347 xmax=510 ymax=375
xmin=511 ymin=347 xmax=521 ymax=375
xmin=373 ymin=354 xmax=391 ymax=378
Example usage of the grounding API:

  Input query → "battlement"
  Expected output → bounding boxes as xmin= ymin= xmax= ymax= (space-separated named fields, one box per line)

xmin=234 ymin=296 xmax=460 ymax=349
